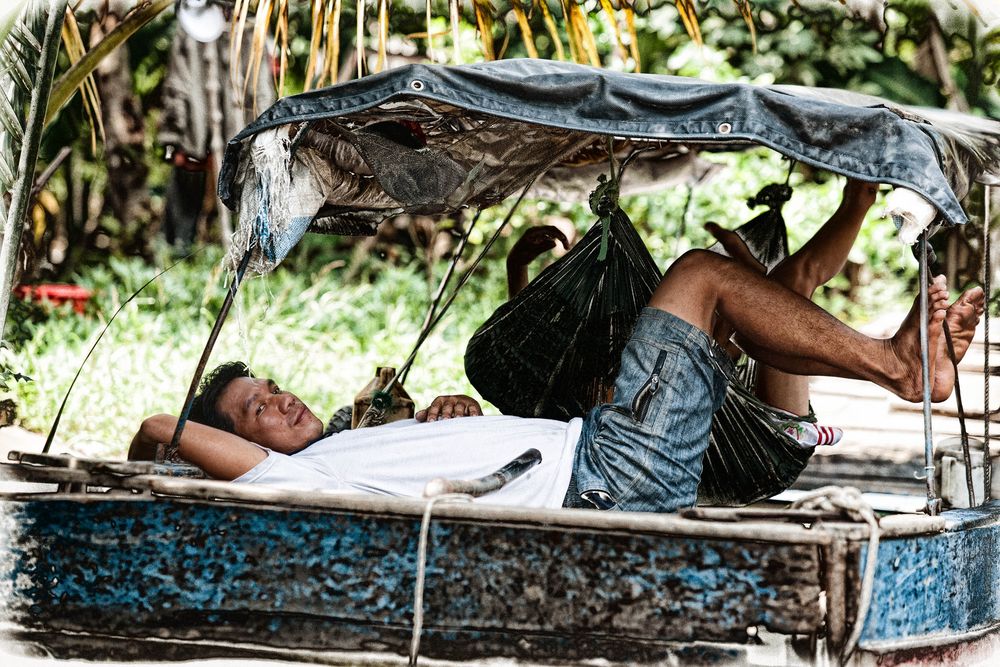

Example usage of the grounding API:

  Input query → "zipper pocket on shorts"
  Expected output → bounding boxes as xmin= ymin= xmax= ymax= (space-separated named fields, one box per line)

xmin=631 ymin=349 xmax=669 ymax=423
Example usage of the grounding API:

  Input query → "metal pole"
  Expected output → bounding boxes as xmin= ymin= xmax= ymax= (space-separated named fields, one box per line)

xmin=985 ymin=185 xmax=993 ymax=502
xmin=163 ymin=246 xmax=253 ymax=460
xmin=920 ymin=233 xmax=940 ymax=515
xmin=0 ymin=0 xmax=67 ymax=340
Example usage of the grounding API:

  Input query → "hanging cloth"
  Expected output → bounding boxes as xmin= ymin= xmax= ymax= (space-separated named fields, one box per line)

xmin=465 ymin=183 xmax=815 ymax=506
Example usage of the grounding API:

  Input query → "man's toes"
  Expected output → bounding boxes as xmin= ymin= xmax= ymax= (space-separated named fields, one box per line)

xmin=706 ymin=223 xmax=764 ymax=272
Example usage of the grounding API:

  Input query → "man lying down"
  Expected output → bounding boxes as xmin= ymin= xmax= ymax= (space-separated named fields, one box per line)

xmin=131 ymin=233 xmax=984 ymax=513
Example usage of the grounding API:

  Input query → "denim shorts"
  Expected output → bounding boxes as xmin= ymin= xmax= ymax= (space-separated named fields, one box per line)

xmin=564 ymin=308 xmax=734 ymax=513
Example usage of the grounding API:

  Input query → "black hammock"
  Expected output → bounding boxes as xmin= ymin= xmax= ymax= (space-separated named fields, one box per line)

xmin=464 ymin=188 xmax=813 ymax=506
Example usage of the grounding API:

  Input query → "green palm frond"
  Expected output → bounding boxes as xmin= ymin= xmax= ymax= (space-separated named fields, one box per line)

xmin=0 ymin=0 xmax=66 ymax=340
xmin=0 ymin=1 xmax=41 ymax=193
xmin=2 ymin=18 xmax=40 ymax=90
xmin=61 ymin=7 xmax=104 ymax=148
xmin=0 ymin=80 xmax=25 ymax=148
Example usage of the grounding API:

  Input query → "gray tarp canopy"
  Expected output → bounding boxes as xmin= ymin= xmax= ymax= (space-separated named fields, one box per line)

xmin=218 ymin=59 xmax=1000 ymax=270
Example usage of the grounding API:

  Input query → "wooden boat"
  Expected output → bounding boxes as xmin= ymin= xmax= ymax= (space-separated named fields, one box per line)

xmin=3 ymin=60 xmax=1000 ymax=665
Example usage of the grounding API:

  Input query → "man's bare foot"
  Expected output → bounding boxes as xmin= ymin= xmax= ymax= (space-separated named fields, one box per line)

xmin=706 ymin=222 xmax=765 ymax=274
xmin=887 ymin=275 xmax=950 ymax=402
xmin=931 ymin=286 xmax=986 ymax=402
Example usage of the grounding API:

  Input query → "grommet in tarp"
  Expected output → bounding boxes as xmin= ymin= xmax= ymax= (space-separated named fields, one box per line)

xmin=410 ymin=79 xmax=425 ymax=91
xmin=718 ymin=122 xmax=732 ymax=134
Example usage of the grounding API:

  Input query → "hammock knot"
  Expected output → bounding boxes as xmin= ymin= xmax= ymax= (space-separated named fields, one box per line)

xmin=747 ymin=183 xmax=792 ymax=211
xmin=789 ymin=485 xmax=878 ymax=527
xmin=589 ymin=174 xmax=620 ymax=261
xmin=588 ymin=173 xmax=620 ymax=218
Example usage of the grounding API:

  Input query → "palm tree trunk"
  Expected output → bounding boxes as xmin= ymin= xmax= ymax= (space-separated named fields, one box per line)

xmin=0 ymin=0 xmax=66 ymax=340
xmin=91 ymin=2 xmax=151 ymax=254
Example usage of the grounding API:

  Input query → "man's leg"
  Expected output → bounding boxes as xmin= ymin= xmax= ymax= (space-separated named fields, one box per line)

xmin=713 ymin=179 xmax=875 ymax=414
xmin=647 ymin=247 xmax=951 ymax=403
xmin=164 ymin=166 xmax=205 ymax=251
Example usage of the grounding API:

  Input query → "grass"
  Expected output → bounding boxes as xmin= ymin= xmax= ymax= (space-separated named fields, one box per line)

xmin=9 ymin=246 xmax=511 ymax=458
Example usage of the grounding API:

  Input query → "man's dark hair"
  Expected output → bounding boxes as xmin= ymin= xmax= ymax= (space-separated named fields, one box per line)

xmin=189 ymin=361 xmax=254 ymax=433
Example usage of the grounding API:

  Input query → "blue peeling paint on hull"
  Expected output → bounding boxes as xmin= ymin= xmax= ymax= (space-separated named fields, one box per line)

xmin=860 ymin=503 xmax=1000 ymax=649
xmin=2 ymin=494 xmax=1000 ymax=663
xmin=0 ymin=495 xmax=821 ymax=662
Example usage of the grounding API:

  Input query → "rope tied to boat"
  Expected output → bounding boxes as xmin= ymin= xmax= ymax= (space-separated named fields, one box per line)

xmin=408 ymin=493 xmax=473 ymax=667
xmin=790 ymin=485 xmax=880 ymax=666
xmin=408 ymin=450 xmax=543 ymax=664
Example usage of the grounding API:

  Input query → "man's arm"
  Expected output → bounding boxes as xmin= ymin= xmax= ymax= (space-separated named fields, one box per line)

xmin=506 ymin=226 xmax=570 ymax=298
xmin=129 ymin=414 xmax=266 ymax=481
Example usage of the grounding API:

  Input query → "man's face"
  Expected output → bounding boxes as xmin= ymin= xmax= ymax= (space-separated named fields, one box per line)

xmin=217 ymin=377 xmax=324 ymax=454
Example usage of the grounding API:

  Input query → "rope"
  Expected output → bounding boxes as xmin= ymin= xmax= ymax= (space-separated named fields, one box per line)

xmin=360 ymin=168 xmax=549 ymax=424
xmin=984 ymin=184 xmax=993 ymax=501
xmin=408 ymin=493 xmax=473 ymax=666
xmin=790 ymin=486 xmax=880 ymax=666
xmin=929 ymin=248 xmax=976 ymax=507
xmin=944 ymin=325 xmax=977 ymax=506
xmin=401 ymin=208 xmax=484 ymax=385
xmin=784 ymin=159 xmax=797 ymax=185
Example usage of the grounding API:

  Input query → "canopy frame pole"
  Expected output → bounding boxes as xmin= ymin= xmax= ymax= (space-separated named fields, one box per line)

xmin=368 ymin=162 xmax=558 ymax=408
xmin=162 ymin=247 xmax=253 ymax=461
xmin=985 ymin=184 xmax=993 ymax=502
xmin=920 ymin=232 xmax=940 ymax=515
xmin=399 ymin=209 xmax=483 ymax=386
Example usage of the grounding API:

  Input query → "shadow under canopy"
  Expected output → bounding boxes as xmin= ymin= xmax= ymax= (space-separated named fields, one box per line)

xmin=215 ymin=59 xmax=1000 ymax=505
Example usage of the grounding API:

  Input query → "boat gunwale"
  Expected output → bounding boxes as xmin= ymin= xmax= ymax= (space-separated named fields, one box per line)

xmin=0 ymin=459 xmax=953 ymax=544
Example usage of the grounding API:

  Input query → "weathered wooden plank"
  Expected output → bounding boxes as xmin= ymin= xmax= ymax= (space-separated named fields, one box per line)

xmin=0 ymin=496 xmax=823 ymax=660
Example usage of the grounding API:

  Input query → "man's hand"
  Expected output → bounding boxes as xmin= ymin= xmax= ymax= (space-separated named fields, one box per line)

xmin=507 ymin=225 xmax=571 ymax=298
xmin=171 ymin=148 xmax=211 ymax=172
xmin=508 ymin=225 xmax=570 ymax=268
xmin=843 ymin=178 xmax=878 ymax=209
xmin=416 ymin=394 xmax=483 ymax=422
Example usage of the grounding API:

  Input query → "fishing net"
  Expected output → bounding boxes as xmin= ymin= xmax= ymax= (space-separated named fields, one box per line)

xmin=465 ymin=186 xmax=814 ymax=506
